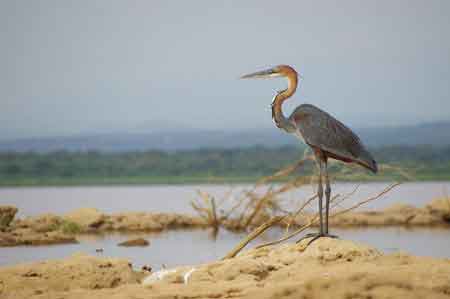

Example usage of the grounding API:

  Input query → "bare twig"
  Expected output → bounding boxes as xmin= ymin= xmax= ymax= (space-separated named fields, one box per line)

xmin=283 ymin=194 xmax=317 ymax=234
xmin=330 ymin=184 xmax=360 ymax=210
xmin=254 ymin=153 xmax=314 ymax=187
xmin=331 ymin=182 xmax=401 ymax=217
xmin=193 ymin=153 xmax=403 ymax=261
xmin=191 ymin=190 xmax=220 ymax=226
xmin=255 ymin=216 xmax=318 ymax=249
xmin=255 ymin=182 xmax=401 ymax=249
xmin=379 ymin=164 xmax=415 ymax=181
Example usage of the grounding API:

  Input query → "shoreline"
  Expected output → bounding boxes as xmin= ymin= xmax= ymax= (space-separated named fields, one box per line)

xmin=1 ymin=176 xmax=449 ymax=188
xmin=1 ymin=238 xmax=450 ymax=299
xmin=1 ymin=197 xmax=449 ymax=247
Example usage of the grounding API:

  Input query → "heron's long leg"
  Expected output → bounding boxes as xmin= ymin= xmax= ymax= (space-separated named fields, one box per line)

xmin=297 ymin=158 xmax=323 ymax=244
xmin=317 ymin=160 xmax=324 ymax=235
xmin=324 ymin=160 xmax=330 ymax=234
xmin=323 ymin=160 xmax=338 ymax=239
xmin=297 ymin=157 xmax=338 ymax=245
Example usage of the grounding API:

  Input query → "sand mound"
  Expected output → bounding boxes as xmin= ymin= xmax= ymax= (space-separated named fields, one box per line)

xmin=64 ymin=208 xmax=105 ymax=230
xmin=0 ymin=253 xmax=142 ymax=299
xmin=142 ymin=238 xmax=382 ymax=290
xmin=14 ymin=213 xmax=63 ymax=232
xmin=0 ymin=229 xmax=77 ymax=246
xmin=2 ymin=214 xmax=78 ymax=246
xmin=103 ymin=212 xmax=208 ymax=231
xmin=137 ymin=238 xmax=450 ymax=299
xmin=426 ymin=197 xmax=450 ymax=220
xmin=1 ymin=238 xmax=450 ymax=298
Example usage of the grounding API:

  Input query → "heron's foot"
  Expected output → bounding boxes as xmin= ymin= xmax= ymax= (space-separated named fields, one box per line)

xmin=296 ymin=232 xmax=318 ymax=244
xmin=296 ymin=232 xmax=339 ymax=245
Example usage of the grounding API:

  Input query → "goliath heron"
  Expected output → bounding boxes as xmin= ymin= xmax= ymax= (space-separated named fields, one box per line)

xmin=241 ymin=65 xmax=377 ymax=244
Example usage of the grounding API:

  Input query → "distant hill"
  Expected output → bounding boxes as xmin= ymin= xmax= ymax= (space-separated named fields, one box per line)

xmin=357 ymin=122 xmax=450 ymax=147
xmin=1 ymin=122 xmax=449 ymax=152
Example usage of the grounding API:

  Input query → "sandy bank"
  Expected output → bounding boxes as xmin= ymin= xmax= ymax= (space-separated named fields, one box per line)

xmin=1 ymin=197 xmax=449 ymax=247
xmin=0 ymin=253 xmax=143 ymax=299
xmin=1 ymin=209 xmax=208 ymax=246
xmin=291 ymin=197 xmax=450 ymax=228
xmin=1 ymin=238 xmax=449 ymax=299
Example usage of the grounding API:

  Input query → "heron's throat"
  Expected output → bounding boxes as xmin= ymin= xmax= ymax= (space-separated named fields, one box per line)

xmin=271 ymin=74 xmax=297 ymax=133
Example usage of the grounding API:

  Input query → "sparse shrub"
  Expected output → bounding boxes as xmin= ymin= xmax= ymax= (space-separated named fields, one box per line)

xmin=47 ymin=220 xmax=82 ymax=234
xmin=60 ymin=220 xmax=82 ymax=234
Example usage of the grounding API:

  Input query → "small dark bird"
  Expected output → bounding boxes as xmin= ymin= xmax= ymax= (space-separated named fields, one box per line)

xmin=241 ymin=65 xmax=377 ymax=244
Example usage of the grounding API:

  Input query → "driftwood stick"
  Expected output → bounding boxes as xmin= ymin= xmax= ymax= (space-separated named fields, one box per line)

xmin=222 ymin=216 xmax=285 ymax=260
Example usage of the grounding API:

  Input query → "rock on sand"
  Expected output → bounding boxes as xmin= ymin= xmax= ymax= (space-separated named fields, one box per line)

xmin=118 ymin=238 xmax=150 ymax=247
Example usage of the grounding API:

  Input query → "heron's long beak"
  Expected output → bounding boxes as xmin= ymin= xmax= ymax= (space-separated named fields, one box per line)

xmin=240 ymin=67 xmax=281 ymax=79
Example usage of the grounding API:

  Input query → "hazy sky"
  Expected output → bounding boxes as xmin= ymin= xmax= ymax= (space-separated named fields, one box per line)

xmin=2 ymin=0 xmax=449 ymax=139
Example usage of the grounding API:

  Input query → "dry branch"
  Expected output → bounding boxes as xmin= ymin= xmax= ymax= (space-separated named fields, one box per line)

xmin=254 ymin=182 xmax=401 ymax=250
xmin=192 ymin=155 xmax=403 ymax=260
xmin=222 ymin=216 xmax=285 ymax=260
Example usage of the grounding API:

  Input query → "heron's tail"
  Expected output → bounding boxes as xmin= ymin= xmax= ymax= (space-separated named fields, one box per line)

xmin=368 ymin=159 xmax=378 ymax=174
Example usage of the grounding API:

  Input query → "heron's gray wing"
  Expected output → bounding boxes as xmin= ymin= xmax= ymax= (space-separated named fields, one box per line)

xmin=289 ymin=104 xmax=377 ymax=172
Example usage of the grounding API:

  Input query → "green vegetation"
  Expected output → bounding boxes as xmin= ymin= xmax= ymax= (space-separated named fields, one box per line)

xmin=48 ymin=220 xmax=82 ymax=234
xmin=60 ymin=221 xmax=82 ymax=234
xmin=0 ymin=145 xmax=449 ymax=186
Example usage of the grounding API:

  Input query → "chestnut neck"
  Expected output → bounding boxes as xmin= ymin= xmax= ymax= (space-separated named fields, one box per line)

xmin=271 ymin=70 xmax=298 ymax=133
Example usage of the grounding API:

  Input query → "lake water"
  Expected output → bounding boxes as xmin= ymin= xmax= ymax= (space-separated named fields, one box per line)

xmin=1 ymin=227 xmax=449 ymax=269
xmin=1 ymin=182 xmax=450 ymax=217
xmin=1 ymin=182 xmax=449 ymax=268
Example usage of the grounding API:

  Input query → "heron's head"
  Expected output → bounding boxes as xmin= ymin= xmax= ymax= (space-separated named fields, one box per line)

xmin=240 ymin=65 xmax=298 ymax=80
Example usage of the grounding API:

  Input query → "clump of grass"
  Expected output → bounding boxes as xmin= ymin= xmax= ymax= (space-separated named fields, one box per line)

xmin=60 ymin=220 xmax=82 ymax=234
xmin=48 ymin=220 xmax=82 ymax=234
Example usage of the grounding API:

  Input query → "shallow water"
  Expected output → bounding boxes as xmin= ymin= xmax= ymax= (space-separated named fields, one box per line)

xmin=1 ymin=182 xmax=450 ymax=217
xmin=0 ymin=182 xmax=449 ymax=268
xmin=1 ymin=227 xmax=449 ymax=269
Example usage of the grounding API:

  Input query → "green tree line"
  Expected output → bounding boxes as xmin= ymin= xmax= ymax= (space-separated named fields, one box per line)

xmin=0 ymin=145 xmax=449 ymax=185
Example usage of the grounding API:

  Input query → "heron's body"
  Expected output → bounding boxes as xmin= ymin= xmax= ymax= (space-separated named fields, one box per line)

xmin=242 ymin=64 xmax=377 ymax=242
xmin=288 ymin=103 xmax=377 ymax=173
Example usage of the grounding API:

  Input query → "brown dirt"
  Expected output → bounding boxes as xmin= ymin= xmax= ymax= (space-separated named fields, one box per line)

xmin=1 ymin=238 xmax=449 ymax=299
xmin=0 ymin=229 xmax=77 ymax=246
